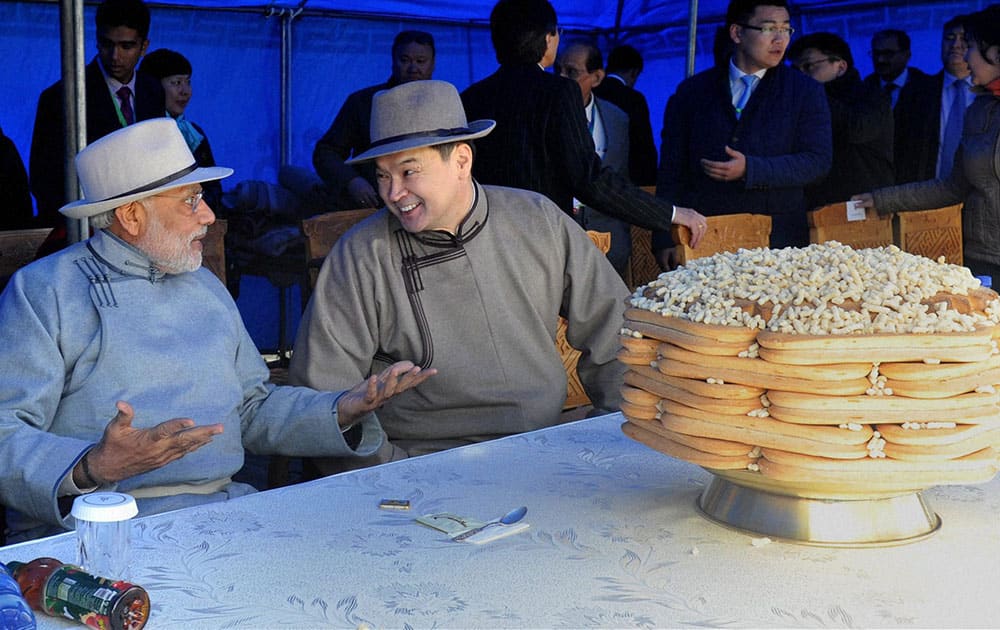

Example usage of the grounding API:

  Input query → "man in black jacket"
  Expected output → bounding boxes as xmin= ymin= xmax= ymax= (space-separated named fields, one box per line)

xmin=788 ymin=32 xmax=894 ymax=207
xmin=592 ymin=44 xmax=659 ymax=187
xmin=460 ymin=0 xmax=707 ymax=240
xmin=29 ymin=0 xmax=165 ymax=230
xmin=862 ymin=21 xmax=973 ymax=184
xmin=313 ymin=30 xmax=436 ymax=211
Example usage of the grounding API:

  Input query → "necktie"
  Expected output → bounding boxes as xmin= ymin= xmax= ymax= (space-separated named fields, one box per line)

xmin=939 ymin=79 xmax=966 ymax=178
xmin=883 ymin=82 xmax=899 ymax=108
xmin=734 ymin=74 xmax=758 ymax=119
xmin=116 ymin=86 xmax=134 ymax=125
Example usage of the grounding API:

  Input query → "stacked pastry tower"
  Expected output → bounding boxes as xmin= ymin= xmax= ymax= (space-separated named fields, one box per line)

xmin=620 ymin=242 xmax=1000 ymax=496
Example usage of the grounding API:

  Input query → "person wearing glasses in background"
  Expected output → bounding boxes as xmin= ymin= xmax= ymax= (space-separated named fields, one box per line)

xmin=854 ymin=5 xmax=1000 ymax=287
xmin=787 ymin=32 xmax=894 ymax=208
xmin=653 ymin=0 xmax=831 ymax=268
xmin=0 ymin=119 xmax=431 ymax=543
xmin=863 ymin=18 xmax=973 ymax=185
xmin=555 ymin=39 xmax=633 ymax=276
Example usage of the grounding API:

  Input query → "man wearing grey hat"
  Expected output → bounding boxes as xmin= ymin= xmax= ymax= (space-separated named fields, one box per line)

xmin=289 ymin=80 xmax=629 ymax=473
xmin=0 ymin=119 xmax=431 ymax=542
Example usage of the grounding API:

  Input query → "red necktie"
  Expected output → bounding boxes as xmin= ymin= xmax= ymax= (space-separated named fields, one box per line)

xmin=116 ymin=86 xmax=134 ymax=125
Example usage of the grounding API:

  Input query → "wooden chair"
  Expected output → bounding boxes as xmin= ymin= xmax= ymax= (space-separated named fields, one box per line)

xmin=202 ymin=219 xmax=227 ymax=285
xmin=625 ymin=186 xmax=662 ymax=290
xmin=0 ymin=228 xmax=52 ymax=289
xmin=559 ymin=230 xmax=611 ymax=410
xmin=896 ymin=203 xmax=963 ymax=265
xmin=300 ymin=208 xmax=378 ymax=306
xmin=808 ymin=202 xmax=893 ymax=250
xmin=671 ymin=213 xmax=771 ymax=265
xmin=266 ymin=208 xmax=377 ymax=489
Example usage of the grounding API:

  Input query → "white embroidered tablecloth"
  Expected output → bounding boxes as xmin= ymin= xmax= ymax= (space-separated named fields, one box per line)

xmin=4 ymin=412 xmax=1000 ymax=628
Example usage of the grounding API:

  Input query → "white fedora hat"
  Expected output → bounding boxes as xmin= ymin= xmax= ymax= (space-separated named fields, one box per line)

xmin=346 ymin=80 xmax=495 ymax=165
xmin=60 ymin=118 xmax=233 ymax=219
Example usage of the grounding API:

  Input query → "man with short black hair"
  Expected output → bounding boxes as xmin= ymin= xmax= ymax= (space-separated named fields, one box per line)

xmin=654 ymin=0 xmax=831 ymax=264
xmin=461 ymin=0 xmax=708 ymax=241
xmin=593 ymin=44 xmax=659 ymax=186
xmin=787 ymin=32 xmax=894 ymax=206
xmin=30 ymin=0 xmax=165 ymax=230
xmin=556 ymin=40 xmax=633 ymax=274
xmin=313 ymin=30 xmax=436 ymax=210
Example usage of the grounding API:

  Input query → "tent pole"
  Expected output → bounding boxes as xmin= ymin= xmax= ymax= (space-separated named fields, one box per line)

xmin=280 ymin=9 xmax=292 ymax=168
xmin=60 ymin=0 xmax=87 ymax=243
xmin=686 ymin=0 xmax=699 ymax=78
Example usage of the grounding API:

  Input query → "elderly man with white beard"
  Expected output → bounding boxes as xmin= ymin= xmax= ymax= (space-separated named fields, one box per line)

xmin=0 ymin=118 xmax=432 ymax=543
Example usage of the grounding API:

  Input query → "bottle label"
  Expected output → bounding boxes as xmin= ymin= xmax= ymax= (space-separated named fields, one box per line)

xmin=42 ymin=566 xmax=148 ymax=630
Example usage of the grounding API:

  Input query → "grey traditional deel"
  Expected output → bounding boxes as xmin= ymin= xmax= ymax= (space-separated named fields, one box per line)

xmin=60 ymin=118 xmax=233 ymax=219
xmin=346 ymin=80 xmax=496 ymax=165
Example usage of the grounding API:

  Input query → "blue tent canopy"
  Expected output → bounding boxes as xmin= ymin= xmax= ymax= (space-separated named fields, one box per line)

xmin=0 ymin=0 xmax=988 ymax=348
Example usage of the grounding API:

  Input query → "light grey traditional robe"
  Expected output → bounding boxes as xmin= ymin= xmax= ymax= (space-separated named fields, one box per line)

xmin=0 ymin=229 xmax=381 ymax=540
xmin=290 ymin=181 xmax=628 ymax=462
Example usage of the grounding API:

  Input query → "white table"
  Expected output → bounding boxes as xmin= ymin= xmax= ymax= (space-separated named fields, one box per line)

xmin=4 ymin=412 xmax=1000 ymax=628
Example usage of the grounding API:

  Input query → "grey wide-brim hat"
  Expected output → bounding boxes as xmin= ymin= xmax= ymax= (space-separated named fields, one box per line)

xmin=60 ymin=118 xmax=233 ymax=219
xmin=346 ymin=80 xmax=495 ymax=165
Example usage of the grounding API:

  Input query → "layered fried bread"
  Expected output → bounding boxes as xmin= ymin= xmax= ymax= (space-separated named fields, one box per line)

xmin=656 ymin=346 xmax=869 ymax=395
xmin=622 ymin=421 xmax=756 ymax=469
xmin=634 ymin=416 xmax=753 ymax=457
xmin=878 ymin=353 xmax=1000 ymax=381
xmin=624 ymin=308 xmax=758 ymax=344
xmin=877 ymin=422 xmax=1000 ymax=445
xmin=658 ymin=405 xmax=870 ymax=459
xmin=758 ymin=344 xmax=993 ymax=365
xmin=883 ymin=367 xmax=1000 ymax=399
xmin=766 ymin=389 xmax=999 ymax=411
xmin=624 ymin=366 xmax=760 ymax=415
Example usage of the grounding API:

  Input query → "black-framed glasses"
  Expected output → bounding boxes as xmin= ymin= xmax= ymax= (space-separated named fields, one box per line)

xmin=798 ymin=56 xmax=840 ymax=73
xmin=738 ymin=23 xmax=794 ymax=38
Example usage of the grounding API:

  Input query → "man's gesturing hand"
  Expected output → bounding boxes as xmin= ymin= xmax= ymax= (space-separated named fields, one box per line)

xmin=79 ymin=401 xmax=224 ymax=486
xmin=336 ymin=361 xmax=437 ymax=428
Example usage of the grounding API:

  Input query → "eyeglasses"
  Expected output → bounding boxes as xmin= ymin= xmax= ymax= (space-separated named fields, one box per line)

xmin=557 ymin=65 xmax=586 ymax=80
xmin=738 ymin=23 xmax=794 ymax=38
xmin=870 ymin=48 xmax=904 ymax=58
xmin=155 ymin=189 xmax=205 ymax=213
xmin=798 ymin=56 xmax=840 ymax=73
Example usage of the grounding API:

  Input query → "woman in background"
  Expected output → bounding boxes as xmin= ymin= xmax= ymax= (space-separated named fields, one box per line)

xmin=139 ymin=48 xmax=223 ymax=210
xmin=853 ymin=4 xmax=1000 ymax=283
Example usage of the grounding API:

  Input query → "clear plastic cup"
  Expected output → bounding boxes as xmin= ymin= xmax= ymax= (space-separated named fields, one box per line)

xmin=71 ymin=492 xmax=138 ymax=582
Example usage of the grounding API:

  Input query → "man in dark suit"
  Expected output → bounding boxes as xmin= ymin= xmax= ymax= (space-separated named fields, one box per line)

xmin=313 ymin=30 xmax=436 ymax=211
xmin=592 ymin=44 xmax=658 ymax=187
xmin=461 ymin=0 xmax=707 ymax=240
xmin=30 ymin=0 xmax=165 ymax=231
xmin=556 ymin=40 xmax=633 ymax=275
xmin=655 ymin=0 xmax=831 ymax=262
xmin=862 ymin=19 xmax=973 ymax=184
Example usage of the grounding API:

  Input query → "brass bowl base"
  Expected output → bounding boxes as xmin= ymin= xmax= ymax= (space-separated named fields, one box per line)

xmin=697 ymin=474 xmax=941 ymax=547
